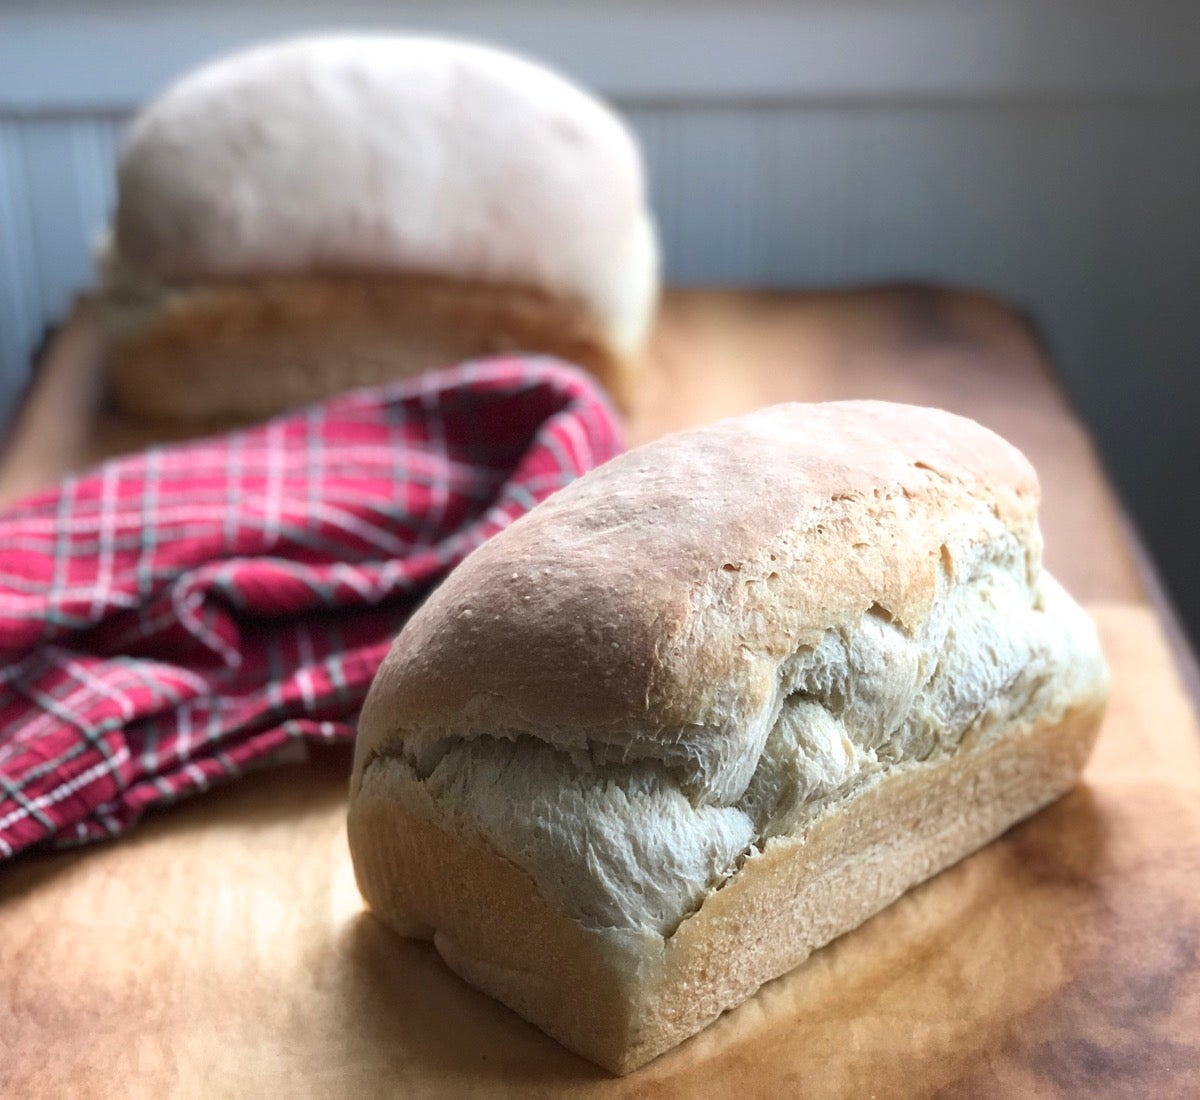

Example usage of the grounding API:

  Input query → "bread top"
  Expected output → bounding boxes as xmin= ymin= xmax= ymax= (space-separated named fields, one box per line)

xmin=108 ymin=35 xmax=658 ymax=355
xmin=356 ymin=401 xmax=1045 ymax=809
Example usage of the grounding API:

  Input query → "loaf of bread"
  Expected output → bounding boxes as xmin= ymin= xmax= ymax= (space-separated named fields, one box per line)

xmin=347 ymin=400 xmax=1109 ymax=1073
xmin=97 ymin=34 xmax=658 ymax=420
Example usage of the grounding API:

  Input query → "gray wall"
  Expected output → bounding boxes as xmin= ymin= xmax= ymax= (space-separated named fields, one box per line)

xmin=2 ymin=1 xmax=1199 ymax=632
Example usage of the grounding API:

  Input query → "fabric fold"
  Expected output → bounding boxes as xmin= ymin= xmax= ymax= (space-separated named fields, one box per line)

xmin=0 ymin=357 xmax=622 ymax=859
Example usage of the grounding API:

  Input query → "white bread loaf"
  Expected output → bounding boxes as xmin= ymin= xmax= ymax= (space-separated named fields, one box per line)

xmin=347 ymin=400 xmax=1109 ymax=1073
xmin=98 ymin=34 xmax=658 ymax=419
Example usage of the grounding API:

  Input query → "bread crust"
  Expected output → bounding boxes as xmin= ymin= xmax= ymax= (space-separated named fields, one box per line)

xmin=355 ymin=402 xmax=1040 ymax=791
xmin=349 ymin=695 xmax=1106 ymax=1073
xmin=346 ymin=401 xmax=1108 ymax=1072
xmin=110 ymin=36 xmax=653 ymax=310
xmin=104 ymin=273 xmax=636 ymax=420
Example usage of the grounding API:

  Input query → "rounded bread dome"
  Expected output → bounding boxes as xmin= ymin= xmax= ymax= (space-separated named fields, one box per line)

xmin=112 ymin=34 xmax=658 ymax=353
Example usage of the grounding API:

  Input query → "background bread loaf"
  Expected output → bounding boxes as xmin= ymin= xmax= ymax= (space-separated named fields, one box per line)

xmin=98 ymin=34 xmax=659 ymax=419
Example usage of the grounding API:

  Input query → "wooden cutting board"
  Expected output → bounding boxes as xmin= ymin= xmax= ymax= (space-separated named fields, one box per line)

xmin=2 ymin=602 xmax=1198 ymax=1098
xmin=2 ymin=287 xmax=1197 ymax=1097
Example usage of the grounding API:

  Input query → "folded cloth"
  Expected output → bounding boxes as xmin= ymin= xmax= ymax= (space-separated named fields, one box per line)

xmin=0 ymin=357 xmax=622 ymax=860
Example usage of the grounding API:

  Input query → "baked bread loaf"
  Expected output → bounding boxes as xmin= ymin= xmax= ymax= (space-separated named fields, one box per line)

xmin=98 ymin=34 xmax=658 ymax=420
xmin=347 ymin=400 xmax=1109 ymax=1074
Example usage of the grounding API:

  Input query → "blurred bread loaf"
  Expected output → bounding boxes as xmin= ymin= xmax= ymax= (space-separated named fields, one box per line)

xmin=98 ymin=35 xmax=658 ymax=420
xmin=347 ymin=400 xmax=1109 ymax=1074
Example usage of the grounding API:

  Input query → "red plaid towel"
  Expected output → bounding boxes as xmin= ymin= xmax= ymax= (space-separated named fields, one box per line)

xmin=0 ymin=357 xmax=622 ymax=860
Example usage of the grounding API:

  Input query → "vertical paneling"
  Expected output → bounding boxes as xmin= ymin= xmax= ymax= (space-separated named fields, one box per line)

xmin=623 ymin=107 xmax=680 ymax=280
xmin=20 ymin=116 xmax=120 ymax=329
xmin=70 ymin=115 xmax=122 ymax=254
xmin=0 ymin=121 xmax=38 ymax=421
xmin=670 ymin=109 xmax=771 ymax=284
xmin=629 ymin=108 xmax=773 ymax=285
xmin=761 ymin=108 xmax=856 ymax=284
xmin=630 ymin=100 xmax=1200 ymax=442
xmin=0 ymin=114 xmax=123 ymax=422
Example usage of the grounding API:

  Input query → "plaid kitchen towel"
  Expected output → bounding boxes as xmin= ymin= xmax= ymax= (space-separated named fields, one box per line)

xmin=0 ymin=357 xmax=622 ymax=860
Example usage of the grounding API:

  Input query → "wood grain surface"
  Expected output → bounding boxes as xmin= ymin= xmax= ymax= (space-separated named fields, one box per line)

xmin=1 ymin=605 xmax=1196 ymax=1098
xmin=1 ymin=286 xmax=1197 ymax=1097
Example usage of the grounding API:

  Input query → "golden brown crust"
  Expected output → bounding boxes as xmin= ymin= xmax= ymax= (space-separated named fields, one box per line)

xmin=348 ymin=697 xmax=1105 ymax=1074
xmin=355 ymin=402 xmax=1041 ymax=778
xmin=104 ymin=273 xmax=637 ymax=421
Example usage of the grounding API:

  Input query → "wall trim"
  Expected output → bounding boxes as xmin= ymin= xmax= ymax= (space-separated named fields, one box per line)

xmin=2 ymin=1 xmax=1199 ymax=114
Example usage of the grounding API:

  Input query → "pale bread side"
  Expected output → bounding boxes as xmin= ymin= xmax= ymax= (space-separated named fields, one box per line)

xmin=349 ymin=696 xmax=1105 ymax=1073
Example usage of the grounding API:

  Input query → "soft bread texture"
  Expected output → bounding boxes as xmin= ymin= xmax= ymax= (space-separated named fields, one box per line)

xmin=98 ymin=35 xmax=658 ymax=417
xmin=347 ymin=400 xmax=1109 ymax=1073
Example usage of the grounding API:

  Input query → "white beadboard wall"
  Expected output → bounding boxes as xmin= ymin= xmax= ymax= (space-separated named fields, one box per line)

xmin=1 ymin=1 xmax=1199 ymax=625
